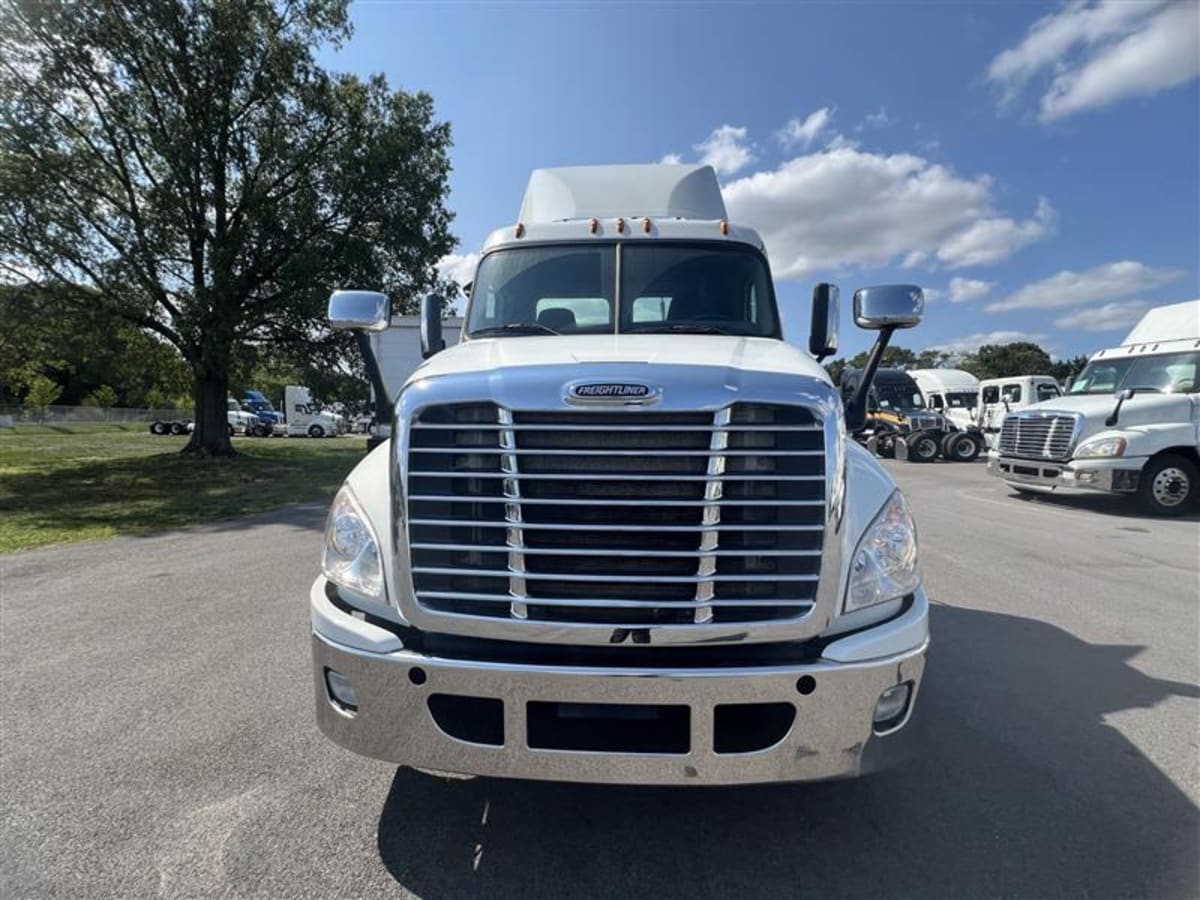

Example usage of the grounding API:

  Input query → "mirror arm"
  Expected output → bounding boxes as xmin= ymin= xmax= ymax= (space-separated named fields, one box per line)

xmin=1105 ymin=393 xmax=1128 ymax=428
xmin=845 ymin=324 xmax=897 ymax=432
xmin=353 ymin=330 xmax=392 ymax=423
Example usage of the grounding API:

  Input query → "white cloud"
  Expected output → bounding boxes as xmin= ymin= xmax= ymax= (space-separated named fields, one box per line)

xmin=928 ymin=330 xmax=1048 ymax=355
xmin=922 ymin=287 xmax=945 ymax=302
xmin=1053 ymin=300 xmax=1155 ymax=332
xmin=436 ymin=252 xmax=479 ymax=288
xmin=860 ymin=107 xmax=893 ymax=130
xmin=659 ymin=152 xmax=683 ymax=165
xmin=721 ymin=146 xmax=1053 ymax=280
xmin=778 ymin=107 xmax=834 ymax=149
xmin=988 ymin=1 xmax=1200 ymax=121
xmin=694 ymin=125 xmax=754 ymax=176
xmin=935 ymin=197 xmax=1057 ymax=268
xmin=986 ymin=260 xmax=1184 ymax=312
xmin=948 ymin=277 xmax=995 ymax=302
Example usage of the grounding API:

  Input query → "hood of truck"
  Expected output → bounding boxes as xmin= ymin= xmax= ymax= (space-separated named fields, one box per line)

xmin=410 ymin=334 xmax=831 ymax=383
xmin=1022 ymin=392 xmax=1197 ymax=437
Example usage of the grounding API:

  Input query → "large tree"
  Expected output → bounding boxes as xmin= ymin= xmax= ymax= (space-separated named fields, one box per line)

xmin=959 ymin=342 xmax=1055 ymax=380
xmin=0 ymin=0 xmax=454 ymax=454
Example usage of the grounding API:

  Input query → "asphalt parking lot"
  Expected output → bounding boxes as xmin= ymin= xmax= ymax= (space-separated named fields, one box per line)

xmin=2 ymin=459 xmax=1197 ymax=899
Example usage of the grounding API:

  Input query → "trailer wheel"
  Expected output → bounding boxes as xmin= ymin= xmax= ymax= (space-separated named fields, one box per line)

xmin=308 ymin=424 xmax=325 ymax=438
xmin=169 ymin=422 xmax=186 ymax=436
xmin=150 ymin=421 xmax=167 ymax=435
xmin=907 ymin=431 xmax=940 ymax=463
xmin=1136 ymin=454 xmax=1198 ymax=517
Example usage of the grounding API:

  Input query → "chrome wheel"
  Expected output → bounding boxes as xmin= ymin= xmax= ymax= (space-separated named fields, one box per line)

xmin=1151 ymin=467 xmax=1189 ymax=507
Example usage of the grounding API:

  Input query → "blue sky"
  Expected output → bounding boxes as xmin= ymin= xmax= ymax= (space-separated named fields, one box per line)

xmin=320 ymin=1 xmax=1199 ymax=360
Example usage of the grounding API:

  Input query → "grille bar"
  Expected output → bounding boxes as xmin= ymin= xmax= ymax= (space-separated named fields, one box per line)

xmin=409 ymin=471 xmax=826 ymax=482
xmin=408 ymin=519 xmax=824 ymax=532
xmin=415 ymin=591 xmax=816 ymax=610
xmin=406 ymin=402 xmax=825 ymax=627
xmin=412 ymin=567 xmax=820 ymax=584
xmin=411 ymin=447 xmax=825 ymax=457
xmin=409 ymin=495 xmax=824 ymax=507
xmin=411 ymin=423 xmax=821 ymax=432
xmin=410 ymin=543 xmax=822 ymax=558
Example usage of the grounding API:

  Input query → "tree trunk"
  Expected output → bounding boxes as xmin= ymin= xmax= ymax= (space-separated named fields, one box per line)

xmin=182 ymin=369 xmax=236 ymax=456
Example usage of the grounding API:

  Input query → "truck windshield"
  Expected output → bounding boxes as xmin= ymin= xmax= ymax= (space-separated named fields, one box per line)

xmin=944 ymin=391 xmax=977 ymax=408
xmin=1068 ymin=351 xmax=1200 ymax=395
xmin=874 ymin=382 xmax=924 ymax=411
xmin=465 ymin=243 xmax=780 ymax=338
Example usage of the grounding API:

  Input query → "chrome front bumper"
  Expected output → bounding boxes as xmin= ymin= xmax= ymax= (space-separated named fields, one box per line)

xmin=311 ymin=579 xmax=929 ymax=786
xmin=987 ymin=452 xmax=1144 ymax=494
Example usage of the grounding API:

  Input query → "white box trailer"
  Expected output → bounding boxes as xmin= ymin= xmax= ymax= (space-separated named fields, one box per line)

xmin=367 ymin=315 xmax=462 ymax=426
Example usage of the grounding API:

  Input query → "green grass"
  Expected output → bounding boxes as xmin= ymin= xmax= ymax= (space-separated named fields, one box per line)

xmin=0 ymin=431 xmax=365 ymax=552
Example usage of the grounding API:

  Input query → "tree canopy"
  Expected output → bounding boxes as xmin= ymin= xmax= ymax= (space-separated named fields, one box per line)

xmin=0 ymin=0 xmax=454 ymax=453
xmin=823 ymin=341 xmax=1090 ymax=387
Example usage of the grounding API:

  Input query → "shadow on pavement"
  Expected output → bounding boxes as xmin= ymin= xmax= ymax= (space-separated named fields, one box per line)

xmin=1002 ymin=484 xmax=1200 ymax=523
xmin=376 ymin=604 xmax=1200 ymax=900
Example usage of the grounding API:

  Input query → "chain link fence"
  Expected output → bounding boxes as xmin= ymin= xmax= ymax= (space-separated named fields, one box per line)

xmin=0 ymin=405 xmax=191 ymax=428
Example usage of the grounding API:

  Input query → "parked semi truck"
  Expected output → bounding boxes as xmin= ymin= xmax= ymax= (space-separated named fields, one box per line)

xmin=283 ymin=385 xmax=345 ymax=437
xmin=989 ymin=299 xmax=1200 ymax=515
xmin=840 ymin=367 xmax=981 ymax=462
xmin=977 ymin=375 xmax=1062 ymax=449
xmin=311 ymin=164 xmax=930 ymax=785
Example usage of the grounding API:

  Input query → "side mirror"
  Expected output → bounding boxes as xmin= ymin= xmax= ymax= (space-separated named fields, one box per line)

xmin=328 ymin=290 xmax=390 ymax=332
xmin=808 ymin=283 xmax=839 ymax=361
xmin=421 ymin=294 xmax=446 ymax=359
xmin=853 ymin=285 xmax=924 ymax=330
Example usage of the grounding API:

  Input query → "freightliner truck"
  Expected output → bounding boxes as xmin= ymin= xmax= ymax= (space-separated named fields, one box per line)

xmin=989 ymin=299 xmax=1200 ymax=516
xmin=311 ymin=164 xmax=930 ymax=784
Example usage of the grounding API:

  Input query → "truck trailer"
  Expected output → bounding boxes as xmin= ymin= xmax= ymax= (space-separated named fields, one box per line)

xmin=310 ymin=164 xmax=931 ymax=785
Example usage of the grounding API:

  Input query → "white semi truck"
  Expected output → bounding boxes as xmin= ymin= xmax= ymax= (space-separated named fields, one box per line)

xmin=283 ymin=385 xmax=345 ymax=437
xmin=988 ymin=299 xmax=1200 ymax=515
xmin=310 ymin=164 xmax=930 ymax=785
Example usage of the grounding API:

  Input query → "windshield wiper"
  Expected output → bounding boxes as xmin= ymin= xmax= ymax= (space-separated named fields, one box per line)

xmin=471 ymin=323 xmax=560 ymax=336
xmin=625 ymin=323 xmax=733 ymax=335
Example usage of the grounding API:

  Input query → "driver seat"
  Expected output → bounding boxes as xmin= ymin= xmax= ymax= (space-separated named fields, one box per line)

xmin=536 ymin=307 xmax=576 ymax=331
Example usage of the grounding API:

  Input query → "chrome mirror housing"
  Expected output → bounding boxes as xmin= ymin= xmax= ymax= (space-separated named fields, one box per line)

xmin=328 ymin=290 xmax=391 ymax=332
xmin=853 ymin=285 xmax=924 ymax=330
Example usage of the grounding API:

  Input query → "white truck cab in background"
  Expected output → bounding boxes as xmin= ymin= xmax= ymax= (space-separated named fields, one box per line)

xmin=977 ymin=375 xmax=1062 ymax=448
xmin=908 ymin=369 xmax=980 ymax=431
xmin=310 ymin=163 xmax=932 ymax=786
xmin=284 ymin=385 xmax=344 ymax=437
xmin=988 ymin=299 xmax=1200 ymax=515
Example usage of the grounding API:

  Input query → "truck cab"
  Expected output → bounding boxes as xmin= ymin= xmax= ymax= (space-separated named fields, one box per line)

xmin=977 ymin=375 xmax=1062 ymax=448
xmin=241 ymin=389 xmax=283 ymax=428
xmin=284 ymin=385 xmax=344 ymax=437
xmin=909 ymin=368 xmax=981 ymax=432
xmin=310 ymin=164 xmax=930 ymax=785
xmin=988 ymin=300 xmax=1200 ymax=515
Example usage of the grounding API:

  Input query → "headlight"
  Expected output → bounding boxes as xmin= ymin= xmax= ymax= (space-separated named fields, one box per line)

xmin=845 ymin=491 xmax=920 ymax=613
xmin=1075 ymin=436 xmax=1126 ymax=458
xmin=322 ymin=485 xmax=384 ymax=599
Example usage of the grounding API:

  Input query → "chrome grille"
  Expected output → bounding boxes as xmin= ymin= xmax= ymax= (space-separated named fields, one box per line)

xmin=998 ymin=413 xmax=1078 ymax=460
xmin=405 ymin=402 xmax=825 ymax=627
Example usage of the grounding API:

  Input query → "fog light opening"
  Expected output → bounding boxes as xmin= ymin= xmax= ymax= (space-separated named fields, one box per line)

xmin=325 ymin=668 xmax=358 ymax=714
xmin=408 ymin=667 xmax=427 ymax=686
xmin=872 ymin=682 xmax=912 ymax=734
xmin=795 ymin=675 xmax=816 ymax=695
